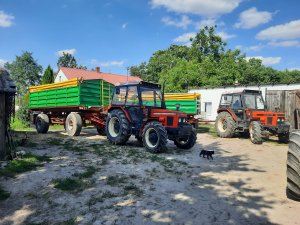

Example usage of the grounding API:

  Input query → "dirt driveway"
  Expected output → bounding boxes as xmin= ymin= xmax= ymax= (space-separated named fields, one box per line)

xmin=0 ymin=129 xmax=299 ymax=225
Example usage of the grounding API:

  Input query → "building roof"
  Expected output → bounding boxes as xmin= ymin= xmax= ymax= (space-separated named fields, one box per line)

xmin=0 ymin=68 xmax=16 ymax=93
xmin=60 ymin=67 xmax=142 ymax=85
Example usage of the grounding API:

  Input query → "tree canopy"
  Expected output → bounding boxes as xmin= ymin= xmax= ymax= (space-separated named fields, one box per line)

xmin=57 ymin=52 xmax=78 ymax=68
xmin=130 ymin=26 xmax=300 ymax=92
xmin=5 ymin=51 xmax=42 ymax=96
xmin=42 ymin=65 xmax=54 ymax=84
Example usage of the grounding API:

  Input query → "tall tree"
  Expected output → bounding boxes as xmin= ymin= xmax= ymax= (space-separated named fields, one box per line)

xmin=57 ymin=52 xmax=77 ymax=68
xmin=5 ymin=51 xmax=42 ymax=96
xmin=42 ymin=65 xmax=54 ymax=84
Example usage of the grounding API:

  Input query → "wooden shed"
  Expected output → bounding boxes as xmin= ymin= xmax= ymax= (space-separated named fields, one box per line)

xmin=266 ymin=90 xmax=300 ymax=129
xmin=0 ymin=68 xmax=16 ymax=160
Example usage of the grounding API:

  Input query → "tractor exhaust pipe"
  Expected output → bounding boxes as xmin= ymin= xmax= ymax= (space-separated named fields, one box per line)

xmin=161 ymin=80 xmax=166 ymax=109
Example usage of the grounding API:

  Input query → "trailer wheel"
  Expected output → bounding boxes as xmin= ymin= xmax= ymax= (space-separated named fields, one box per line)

xmin=65 ymin=113 xmax=82 ymax=136
xmin=174 ymin=127 xmax=197 ymax=149
xmin=142 ymin=121 xmax=167 ymax=153
xmin=215 ymin=112 xmax=236 ymax=138
xmin=279 ymin=132 xmax=289 ymax=143
xmin=35 ymin=114 xmax=49 ymax=134
xmin=286 ymin=130 xmax=300 ymax=201
xmin=249 ymin=121 xmax=263 ymax=144
xmin=106 ymin=109 xmax=130 ymax=145
xmin=96 ymin=127 xmax=106 ymax=136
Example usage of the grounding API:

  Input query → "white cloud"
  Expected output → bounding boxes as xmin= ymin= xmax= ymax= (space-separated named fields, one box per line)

xmin=246 ymin=56 xmax=281 ymax=65
xmin=90 ymin=59 xmax=124 ymax=67
xmin=0 ymin=59 xmax=8 ymax=67
xmin=216 ymin=31 xmax=236 ymax=40
xmin=256 ymin=19 xmax=300 ymax=40
xmin=122 ymin=23 xmax=128 ymax=29
xmin=268 ymin=40 xmax=300 ymax=47
xmin=288 ymin=68 xmax=300 ymax=71
xmin=151 ymin=0 xmax=241 ymax=17
xmin=235 ymin=44 xmax=263 ymax=52
xmin=162 ymin=15 xmax=191 ymax=29
xmin=56 ymin=48 xmax=76 ymax=57
xmin=235 ymin=7 xmax=272 ymax=29
xmin=0 ymin=10 xmax=14 ymax=27
xmin=195 ymin=18 xmax=217 ymax=30
xmin=173 ymin=32 xmax=196 ymax=43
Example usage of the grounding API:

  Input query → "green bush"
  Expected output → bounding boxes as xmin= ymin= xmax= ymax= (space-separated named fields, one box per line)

xmin=16 ymin=93 xmax=30 ymax=127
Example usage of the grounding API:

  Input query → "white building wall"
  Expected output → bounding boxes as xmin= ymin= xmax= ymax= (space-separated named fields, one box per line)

xmin=54 ymin=70 xmax=68 ymax=83
xmin=189 ymin=83 xmax=300 ymax=121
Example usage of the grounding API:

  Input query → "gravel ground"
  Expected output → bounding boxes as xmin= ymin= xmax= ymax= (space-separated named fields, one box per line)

xmin=0 ymin=128 xmax=299 ymax=225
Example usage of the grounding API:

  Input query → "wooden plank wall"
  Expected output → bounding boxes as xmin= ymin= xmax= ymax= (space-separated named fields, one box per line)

xmin=266 ymin=90 xmax=300 ymax=129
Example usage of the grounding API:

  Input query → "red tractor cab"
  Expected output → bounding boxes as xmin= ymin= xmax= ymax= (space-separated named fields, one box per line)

xmin=106 ymin=81 xmax=197 ymax=153
xmin=215 ymin=89 xmax=290 ymax=144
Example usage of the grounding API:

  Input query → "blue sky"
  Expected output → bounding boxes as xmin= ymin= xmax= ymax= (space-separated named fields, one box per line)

xmin=1 ymin=0 xmax=300 ymax=75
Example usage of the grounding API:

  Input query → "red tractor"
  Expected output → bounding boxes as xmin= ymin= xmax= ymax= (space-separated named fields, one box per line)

xmin=215 ymin=89 xmax=290 ymax=144
xmin=105 ymin=81 xmax=197 ymax=153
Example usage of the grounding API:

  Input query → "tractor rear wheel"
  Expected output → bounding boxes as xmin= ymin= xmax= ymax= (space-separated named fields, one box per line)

xmin=142 ymin=121 xmax=167 ymax=153
xmin=65 ymin=113 xmax=82 ymax=136
xmin=97 ymin=127 xmax=106 ymax=136
xmin=215 ymin=112 xmax=236 ymax=138
xmin=286 ymin=130 xmax=300 ymax=201
xmin=35 ymin=113 xmax=49 ymax=134
xmin=174 ymin=127 xmax=197 ymax=149
xmin=249 ymin=121 xmax=263 ymax=144
xmin=106 ymin=109 xmax=131 ymax=145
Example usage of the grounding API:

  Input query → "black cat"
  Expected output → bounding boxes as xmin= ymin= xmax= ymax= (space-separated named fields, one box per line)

xmin=199 ymin=149 xmax=214 ymax=160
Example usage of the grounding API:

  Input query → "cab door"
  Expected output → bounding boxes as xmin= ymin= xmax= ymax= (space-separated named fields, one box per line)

xmin=231 ymin=94 xmax=244 ymax=121
xmin=125 ymin=85 xmax=143 ymax=128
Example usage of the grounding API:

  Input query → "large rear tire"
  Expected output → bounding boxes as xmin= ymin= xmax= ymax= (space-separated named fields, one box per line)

xmin=35 ymin=113 xmax=49 ymax=134
xmin=106 ymin=109 xmax=131 ymax=145
xmin=286 ymin=130 xmax=300 ymax=201
xmin=142 ymin=121 xmax=167 ymax=153
xmin=174 ymin=127 xmax=197 ymax=149
xmin=65 ymin=113 xmax=82 ymax=136
xmin=215 ymin=112 xmax=236 ymax=138
xmin=249 ymin=121 xmax=263 ymax=144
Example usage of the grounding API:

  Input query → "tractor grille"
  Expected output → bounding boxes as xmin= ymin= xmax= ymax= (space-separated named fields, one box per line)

xmin=167 ymin=117 xmax=173 ymax=126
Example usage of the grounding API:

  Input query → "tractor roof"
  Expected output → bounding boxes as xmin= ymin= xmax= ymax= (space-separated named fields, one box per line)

xmin=222 ymin=89 xmax=262 ymax=95
xmin=116 ymin=81 xmax=161 ymax=89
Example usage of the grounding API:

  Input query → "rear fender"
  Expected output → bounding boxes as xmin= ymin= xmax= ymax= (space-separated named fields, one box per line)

xmin=217 ymin=108 xmax=238 ymax=122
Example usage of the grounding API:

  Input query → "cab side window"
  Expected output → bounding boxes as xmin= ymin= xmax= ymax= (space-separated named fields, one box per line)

xmin=126 ymin=86 xmax=139 ymax=106
xmin=112 ymin=87 xmax=127 ymax=105
xmin=232 ymin=95 xmax=242 ymax=108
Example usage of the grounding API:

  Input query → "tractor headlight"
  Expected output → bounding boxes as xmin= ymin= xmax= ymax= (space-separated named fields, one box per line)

xmin=179 ymin=118 xmax=182 ymax=123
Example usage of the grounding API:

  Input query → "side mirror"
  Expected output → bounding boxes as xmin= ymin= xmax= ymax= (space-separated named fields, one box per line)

xmin=115 ymin=87 xmax=120 ymax=95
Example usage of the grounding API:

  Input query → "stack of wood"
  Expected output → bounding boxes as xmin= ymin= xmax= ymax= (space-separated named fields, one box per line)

xmin=0 ymin=68 xmax=16 ymax=160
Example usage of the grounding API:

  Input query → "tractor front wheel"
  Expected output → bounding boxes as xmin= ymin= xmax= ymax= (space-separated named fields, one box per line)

xmin=142 ymin=121 xmax=168 ymax=153
xmin=215 ymin=112 xmax=236 ymax=138
xmin=278 ymin=132 xmax=289 ymax=143
xmin=106 ymin=110 xmax=131 ymax=145
xmin=174 ymin=127 xmax=197 ymax=149
xmin=286 ymin=130 xmax=300 ymax=201
xmin=249 ymin=121 xmax=263 ymax=144
xmin=35 ymin=113 xmax=49 ymax=134
xmin=65 ymin=113 xmax=82 ymax=136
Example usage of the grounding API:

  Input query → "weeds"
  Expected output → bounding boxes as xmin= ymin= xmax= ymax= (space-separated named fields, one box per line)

xmin=73 ymin=166 xmax=97 ymax=179
xmin=0 ymin=187 xmax=10 ymax=200
xmin=52 ymin=178 xmax=88 ymax=191
xmin=123 ymin=183 xmax=144 ymax=197
xmin=106 ymin=175 xmax=127 ymax=186
xmin=87 ymin=191 xmax=119 ymax=207
xmin=0 ymin=153 xmax=51 ymax=177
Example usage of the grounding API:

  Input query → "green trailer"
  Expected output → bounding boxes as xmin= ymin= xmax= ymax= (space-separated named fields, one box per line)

xmin=29 ymin=78 xmax=114 ymax=136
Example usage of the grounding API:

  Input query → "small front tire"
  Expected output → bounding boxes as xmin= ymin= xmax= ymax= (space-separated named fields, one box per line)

xmin=249 ymin=121 xmax=263 ymax=144
xmin=35 ymin=113 xmax=49 ymax=134
xmin=142 ymin=121 xmax=168 ymax=153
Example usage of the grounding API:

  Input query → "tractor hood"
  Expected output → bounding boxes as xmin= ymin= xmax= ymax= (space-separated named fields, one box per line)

xmin=150 ymin=108 xmax=187 ymax=118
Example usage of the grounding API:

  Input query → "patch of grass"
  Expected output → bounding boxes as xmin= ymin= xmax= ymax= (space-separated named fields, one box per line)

xmin=47 ymin=138 xmax=62 ymax=146
xmin=49 ymin=124 xmax=64 ymax=131
xmin=149 ymin=155 xmax=174 ymax=169
xmin=52 ymin=178 xmax=85 ymax=191
xmin=73 ymin=166 xmax=97 ymax=179
xmin=10 ymin=118 xmax=34 ymax=131
xmin=106 ymin=175 xmax=127 ymax=186
xmin=0 ymin=186 xmax=10 ymax=200
xmin=62 ymin=140 xmax=85 ymax=152
xmin=197 ymin=123 xmax=218 ymax=137
xmin=123 ymin=183 xmax=144 ymax=197
xmin=0 ymin=153 xmax=51 ymax=177
xmin=87 ymin=191 xmax=119 ymax=207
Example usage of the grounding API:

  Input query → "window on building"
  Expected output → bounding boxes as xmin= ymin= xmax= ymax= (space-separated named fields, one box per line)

xmin=205 ymin=102 xmax=212 ymax=115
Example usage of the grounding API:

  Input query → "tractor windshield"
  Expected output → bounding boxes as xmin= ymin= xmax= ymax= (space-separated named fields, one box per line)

xmin=140 ymin=87 xmax=162 ymax=107
xmin=244 ymin=94 xmax=265 ymax=110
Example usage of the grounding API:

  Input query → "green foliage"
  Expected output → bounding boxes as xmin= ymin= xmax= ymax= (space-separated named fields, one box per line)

xmin=4 ymin=51 xmax=42 ymax=96
xmin=0 ymin=153 xmax=51 ymax=178
xmin=52 ymin=178 xmax=83 ymax=191
xmin=130 ymin=26 xmax=300 ymax=90
xmin=16 ymin=92 xmax=30 ymax=127
xmin=42 ymin=65 xmax=54 ymax=84
xmin=57 ymin=52 xmax=77 ymax=68
xmin=0 ymin=187 xmax=10 ymax=201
